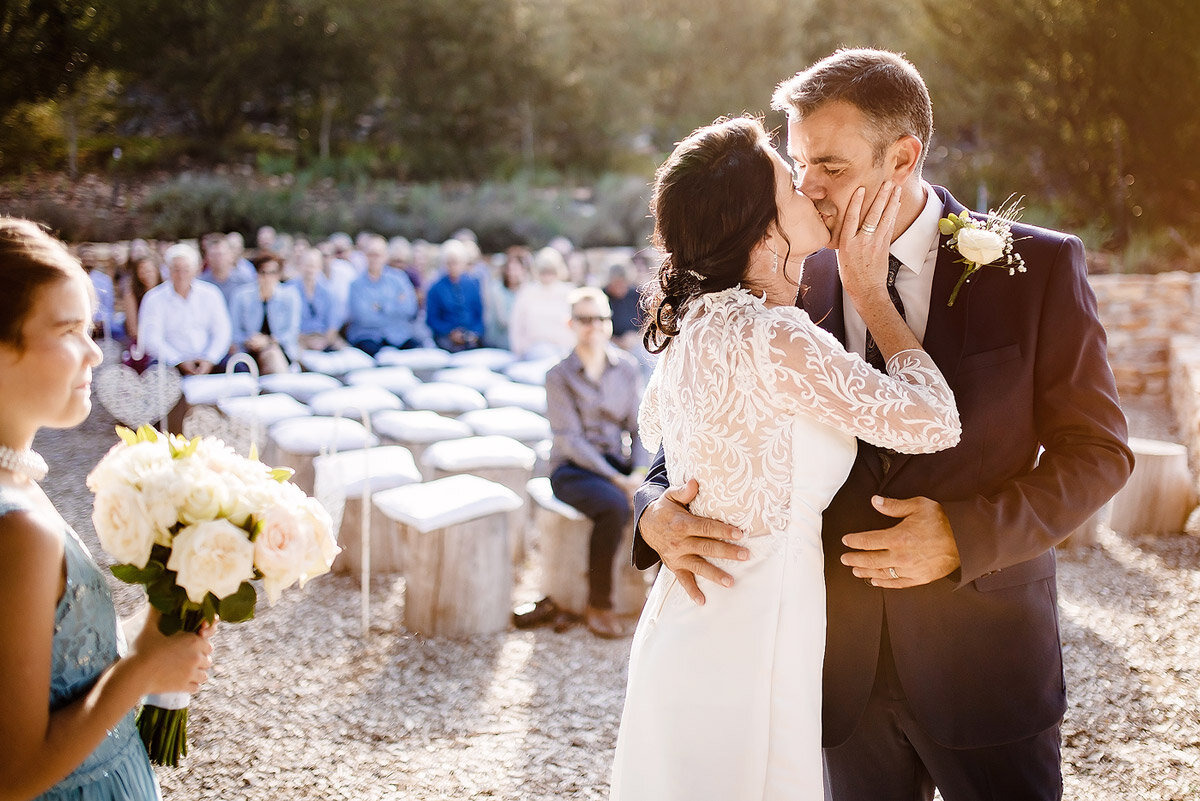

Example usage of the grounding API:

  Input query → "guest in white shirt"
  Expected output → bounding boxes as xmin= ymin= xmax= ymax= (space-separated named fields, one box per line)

xmin=138 ymin=243 xmax=232 ymax=376
xmin=508 ymin=246 xmax=576 ymax=360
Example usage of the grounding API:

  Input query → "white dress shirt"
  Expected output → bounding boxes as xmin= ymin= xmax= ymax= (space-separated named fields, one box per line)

xmin=842 ymin=182 xmax=945 ymax=358
xmin=138 ymin=280 xmax=233 ymax=366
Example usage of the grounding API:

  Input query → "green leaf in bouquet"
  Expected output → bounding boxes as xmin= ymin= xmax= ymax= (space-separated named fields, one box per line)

xmin=115 ymin=425 xmax=139 ymax=445
xmin=218 ymin=581 xmax=258 ymax=623
xmin=269 ymin=467 xmax=295 ymax=483
xmin=135 ymin=424 xmax=160 ymax=443
xmin=201 ymin=593 xmax=219 ymax=625
xmin=156 ymin=611 xmax=184 ymax=636
xmin=111 ymin=561 xmax=164 ymax=585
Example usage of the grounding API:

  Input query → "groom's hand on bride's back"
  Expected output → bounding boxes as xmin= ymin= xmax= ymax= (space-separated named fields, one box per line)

xmin=640 ymin=478 xmax=748 ymax=605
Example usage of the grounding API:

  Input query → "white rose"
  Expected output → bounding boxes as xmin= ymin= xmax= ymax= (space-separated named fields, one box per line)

xmin=137 ymin=468 xmax=181 ymax=546
xmin=86 ymin=439 xmax=171 ymax=492
xmin=172 ymin=459 xmax=231 ymax=525
xmin=299 ymin=497 xmax=339 ymax=584
xmin=93 ymin=485 xmax=157 ymax=567
xmin=167 ymin=519 xmax=255 ymax=603
xmin=254 ymin=503 xmax=313 ymax=603
xmin=956 ymin=226 xmax=1006 ymax=265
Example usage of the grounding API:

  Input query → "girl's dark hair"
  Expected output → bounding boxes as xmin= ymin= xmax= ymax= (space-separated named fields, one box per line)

xmin=0 ymin=218 xmax=89 ymax=349
xmin=128 ymin=256 xmax=162 ymax=304
xmin=250 ymin=253 xmax=281 ymax=274
xmin=642 ymin=116 xmax=786 ymax=354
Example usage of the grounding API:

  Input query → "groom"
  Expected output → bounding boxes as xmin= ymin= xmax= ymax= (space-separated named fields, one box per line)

xmin=633 ymin=49 xmax=1133 ymax=800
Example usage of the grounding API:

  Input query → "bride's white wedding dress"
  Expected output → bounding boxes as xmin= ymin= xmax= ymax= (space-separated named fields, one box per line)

xmin=610 ymin=287 xmax=959 ymax=801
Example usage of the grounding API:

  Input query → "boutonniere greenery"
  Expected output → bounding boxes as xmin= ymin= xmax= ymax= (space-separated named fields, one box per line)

xmin=938 ymin=196 xmax=1027 ymax=306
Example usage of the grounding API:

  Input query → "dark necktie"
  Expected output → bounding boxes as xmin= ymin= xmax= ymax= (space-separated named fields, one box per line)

xmin=864 ymin=254 xmax=906 ymax=372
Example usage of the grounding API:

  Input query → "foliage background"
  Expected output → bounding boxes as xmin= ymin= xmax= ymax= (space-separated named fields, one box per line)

xmin=1 ymin=0 xmax=1197 ymax=260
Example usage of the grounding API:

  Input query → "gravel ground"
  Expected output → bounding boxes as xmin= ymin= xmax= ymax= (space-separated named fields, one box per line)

xmin=33 ymin=394 xmax=1200 ymax=801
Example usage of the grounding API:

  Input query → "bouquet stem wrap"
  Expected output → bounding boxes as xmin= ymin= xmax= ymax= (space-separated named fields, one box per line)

xmin=137 ymin=610 xmax=204 ymax=766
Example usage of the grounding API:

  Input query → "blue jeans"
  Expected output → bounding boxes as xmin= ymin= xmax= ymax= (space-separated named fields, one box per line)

xmin=549 ymin=459 xmax=632 ymax=610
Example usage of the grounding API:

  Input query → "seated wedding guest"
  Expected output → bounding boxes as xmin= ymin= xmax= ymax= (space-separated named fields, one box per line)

xmin=85 ymin=262 xmax=117 ymax=340
xmin=226 ymin=230 xmax=255 ymax=276
xmin=255 ymin=224 xmax=277 ymax=256
xmin=425 ymin=238 xmax=485 ymax=352
xmin=119 ymin=254 xmax=164 ymax=345
xmin=288 ymin=247 xmax=345 ymax=352
xmin=483 ymin=246 xmax=530 ymax=350
xmin=139 ymin=242 xmax=232 ymax=376
xmin=229 ymin=253 xmax=301 ymax=374
xmin=388 ymin=236 xmax=424 ymax=299
xmin=604 ymin=262 xmax=644 ymax=351
xmin=0 ymin=218 xmax=214 ymax=800
xmin=508 ymin=246 xmax=576 ymax=360
xmin=200 ymin=234 xmax=254 ymax=310
xmin=345 ymin=234 xmax=423 ymax=356
xmin=546 ymin=287 xmax=646 ymax=639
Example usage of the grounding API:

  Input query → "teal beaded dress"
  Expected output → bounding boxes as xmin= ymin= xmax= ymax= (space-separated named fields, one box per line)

xmin=0 ymin=487 xmax=161 ymax=800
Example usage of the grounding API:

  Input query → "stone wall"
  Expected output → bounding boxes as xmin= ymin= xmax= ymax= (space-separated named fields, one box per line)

xmin=1090 ymin=272 xmax=1200 ymax=398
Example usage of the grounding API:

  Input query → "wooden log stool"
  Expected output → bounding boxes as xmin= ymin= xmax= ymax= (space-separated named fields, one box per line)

xmin=371 ymin=410 xmax=473 ymax=479
xmin=526 ymin=476 xmax=650 ymax=617
xmin=307 ymin=384 xmax=402 ymax=418
xmin=314 ymin=445 xmax=421 ymax=575
xmin=296 ymin=347 xmax=376 ymax=378
xmin=267 ymin=416 xmax=378 ymax=494
xmin=344 ymin=365 xmax=421 ymax=396
xmin=422 ymin=435 xmax=537 ymax=565
xmin=258 ymin=371 xmax=342 ymax=404
xmin=375 ymin=346 xmax=451 ymax=382
xmin=457 ymin=407 xmax=552 ymax=449
xmin=401 ymin=382 xmax=488 ymax=418
xmin=373 ymin=474 xmax=523 ymax=637
xmin=215 ymin=392 xmax=312 ymax=458
xmin=1109 ymin=437 xmax=1196 ymax=535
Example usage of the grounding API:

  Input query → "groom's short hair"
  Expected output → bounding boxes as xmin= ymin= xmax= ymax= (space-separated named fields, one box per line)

xmin=771 ymin=48 xmax=933 ymax=170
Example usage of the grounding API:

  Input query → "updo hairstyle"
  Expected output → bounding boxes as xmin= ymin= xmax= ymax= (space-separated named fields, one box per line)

xmin=0 ymin=218 xmax=90 ymax=350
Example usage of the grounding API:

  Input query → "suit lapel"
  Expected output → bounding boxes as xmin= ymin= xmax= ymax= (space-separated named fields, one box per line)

xmin=880 ymin=186 xmax=972 ymax=486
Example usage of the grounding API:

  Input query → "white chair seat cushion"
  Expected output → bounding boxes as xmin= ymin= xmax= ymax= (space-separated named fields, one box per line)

xmin=180 ymin=373 xmax=259 ymax=405
xmin=503 ymin=357 xmax=559 ymax=386
xmin=345 ymin=366 xmax=420 ymax=395
xmin=217 ymin=393 xmax=312 ymax=426
xmin=448 ymin=347 xmax=518 ymax=371
xmin=298 ymin=347 xmax=376 ymax=376
xmin=375 ymin=347 xmax=451 ymax=371
xmin=483 ymin=381 xmax=547 ymax=414
xmin=373 ymin=474 xmax=523 ymax=533
xmin=258 ymin=372 xmax=342 ymax=403
xmin=372 ymin=410 xmax=473 ymax=444
xmin=308 ymin=384 xmax=403 ymax=417
xmin=458 ymin=407 xmax=551 ymax=442
xmin=401 ymin=382 xmax=487 ymax=414
xmin=312 ymin=445 xmax=421 ymax=497
xmin=269 ymin=416 xmax=379 ymax=455
xmin=430 ymin=366 xmax=509 ymax=392
xmin=421 ymin=435 xmax=536 ymax=473
xmin=526 ymin=476 xmax=585 ymax=521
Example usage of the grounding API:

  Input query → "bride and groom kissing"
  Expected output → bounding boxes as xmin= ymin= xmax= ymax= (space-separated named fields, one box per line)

xmin=610 ymin=48 xmax=1133 ymax=800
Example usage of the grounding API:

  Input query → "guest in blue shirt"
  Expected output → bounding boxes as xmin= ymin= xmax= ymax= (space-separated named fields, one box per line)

xmin=86 ymin=266 xmax=118 ymax=340
xmin=288 ymin=247 xmax=345 ymax=351
xmin=229 ymin=253 xmax=301 ymax=374
xmin=425 ymin=239 xmax=485 ymax=352
xmin=200 ymin=234 xmax=255 ymax=311
xmin=346 ymin=235 xmax=422 ymax=356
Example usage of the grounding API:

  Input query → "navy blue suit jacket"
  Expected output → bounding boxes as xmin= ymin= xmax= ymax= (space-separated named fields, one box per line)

xmin=633 ymin=186 xmax=1133 ymax=749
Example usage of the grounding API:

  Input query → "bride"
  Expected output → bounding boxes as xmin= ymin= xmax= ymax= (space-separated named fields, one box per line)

xmin=609 ymin=117 xmax=961 ymax=800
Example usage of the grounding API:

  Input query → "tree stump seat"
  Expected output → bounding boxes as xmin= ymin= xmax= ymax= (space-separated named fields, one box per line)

xmin=373 ymin=474 xmax=523 ymax=637
xmin=1109 ymin=437 xmax=1196 ymax=535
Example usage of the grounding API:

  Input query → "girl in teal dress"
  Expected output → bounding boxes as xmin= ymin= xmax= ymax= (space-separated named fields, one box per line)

xmin=0 ymin=219 xmax=215 ymax=801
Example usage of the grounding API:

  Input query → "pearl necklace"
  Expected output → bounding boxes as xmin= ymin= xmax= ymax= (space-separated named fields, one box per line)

xmin=0 ymin=445 xmax=49 ymax=482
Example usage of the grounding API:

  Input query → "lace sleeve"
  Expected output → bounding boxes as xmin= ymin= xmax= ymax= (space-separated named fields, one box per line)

xmin=637 ymin=362 xmax=664 ymax=454
xmin=759 ymin=310 xmax=961 ymax=454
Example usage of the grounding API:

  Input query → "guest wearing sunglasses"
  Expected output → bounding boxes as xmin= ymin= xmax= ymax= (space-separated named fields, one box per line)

xmin=545 ymin=288 xmax=647 ymax=638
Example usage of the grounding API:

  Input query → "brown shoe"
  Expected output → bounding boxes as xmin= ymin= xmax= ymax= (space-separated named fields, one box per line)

xmin=585 ymin=605 xmax=632 ymax=639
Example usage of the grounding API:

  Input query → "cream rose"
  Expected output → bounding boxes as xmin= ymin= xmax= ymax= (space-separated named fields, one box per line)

xmin=172 ymin=459 xmax=232 ymax=525
xmin=956 ymin=226 xmax=1005 ymax=265
xmin=92 ymin=484 xmax=157 ymax=567
xmin=299 ymin=497 xmax=339 ymax=585
xmin=137 ymin=468 xmax=182 ymax=546
xmin=253 ymin=503 xmax=313 ymax=603
xmin=167 ymin=519 xmax=255 ymax=603
xmin=86 ymin=439 xmax=171 ymax=491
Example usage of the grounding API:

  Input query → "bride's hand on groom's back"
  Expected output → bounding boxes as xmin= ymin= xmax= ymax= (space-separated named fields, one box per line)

xmin=640 ymin=478 xmax=748 ymax=605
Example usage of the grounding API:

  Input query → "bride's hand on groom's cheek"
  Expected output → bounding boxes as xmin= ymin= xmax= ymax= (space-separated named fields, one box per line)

xmin=839 ymin=495 xmax=961 ymax=589
xmin=642 ymin=478 xmax=748 ymax=605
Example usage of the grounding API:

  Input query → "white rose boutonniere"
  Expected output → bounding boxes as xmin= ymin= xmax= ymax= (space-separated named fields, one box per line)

xmin=939 ymin=196 xmax=1027 ymax=306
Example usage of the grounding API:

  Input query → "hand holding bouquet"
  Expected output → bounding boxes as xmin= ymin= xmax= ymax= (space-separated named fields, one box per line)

xmin=86 ymin=425 xmax=339 ymax=766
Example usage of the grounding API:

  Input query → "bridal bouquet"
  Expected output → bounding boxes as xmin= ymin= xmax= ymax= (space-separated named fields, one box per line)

xmin=86 ymin=425 xmax=339 ymax=766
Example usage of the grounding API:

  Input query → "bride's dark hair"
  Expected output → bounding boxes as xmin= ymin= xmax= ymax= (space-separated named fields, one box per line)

xmin=642 ymin=116 xmax=788 ymax=354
